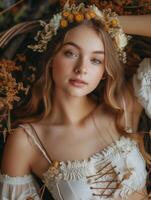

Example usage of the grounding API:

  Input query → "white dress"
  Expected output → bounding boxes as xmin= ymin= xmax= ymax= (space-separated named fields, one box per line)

xmin=0 ymin=58 xmax=151 ymax=200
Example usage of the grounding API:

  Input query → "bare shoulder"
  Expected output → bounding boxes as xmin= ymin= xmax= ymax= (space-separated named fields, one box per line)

xmin=1 ymin=127 xmax=36 ymax=176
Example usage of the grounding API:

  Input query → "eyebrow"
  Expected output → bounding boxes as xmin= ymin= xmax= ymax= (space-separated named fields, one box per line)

xmin=62 ymin=42 xmax=104 ymax=54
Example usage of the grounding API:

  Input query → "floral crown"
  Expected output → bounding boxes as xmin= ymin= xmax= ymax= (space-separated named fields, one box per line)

xmin=28 ymin=2 xmax=131 ymax=63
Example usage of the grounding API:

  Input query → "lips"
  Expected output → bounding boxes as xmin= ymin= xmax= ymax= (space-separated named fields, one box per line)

xmin=69 ymin=78 xmax=88 ymax=87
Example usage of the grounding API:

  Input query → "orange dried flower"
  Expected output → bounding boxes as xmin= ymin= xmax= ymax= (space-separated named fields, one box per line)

xmin=89 ymin=11 xmax=96 ymax=19
xmin=85 ymin=12 xmax=91 ymax=20
xmin=0 ymin=59 xmax=27 ymax=110
xmin=60 ymin=19 xmax=68 ymax=27
xmin=62 ymin=11 xmax=70 ymax=18
xmin=75 ymin=13 xmax=84 ymax=22
xmin=67 ymin=13 xmax=74 ymax=22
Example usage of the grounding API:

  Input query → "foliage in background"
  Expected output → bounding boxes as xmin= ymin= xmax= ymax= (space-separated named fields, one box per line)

xmin=0 ymin=0 xmax=151 ymax=194
xmin=0 ymin=54 xmax=36 ymax=143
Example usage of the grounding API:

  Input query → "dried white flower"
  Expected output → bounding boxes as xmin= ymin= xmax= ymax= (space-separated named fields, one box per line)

xmin=28 ymin=3 xmax=130 ymax=63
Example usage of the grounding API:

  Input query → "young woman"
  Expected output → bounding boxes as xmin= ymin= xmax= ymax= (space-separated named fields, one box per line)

xmin=0 ymin=3 xmax=151 ymax=200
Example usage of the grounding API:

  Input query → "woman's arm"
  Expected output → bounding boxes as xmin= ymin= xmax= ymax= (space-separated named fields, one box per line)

xmin=119 ymin=15 xmax=151 ymax=37
xmin=0 ymin=128 xmax=41 ymax=199
xmin=1 ymin=128 xmax=33 ymax=176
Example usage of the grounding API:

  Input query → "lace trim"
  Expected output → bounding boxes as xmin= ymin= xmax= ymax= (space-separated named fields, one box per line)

xmin=43 ymin=136 xmax=147 ymax=198
xmin=0 ymin=173 xmax=34 ymax=185
xmin=59 ymin=160 xmax=96 ymax=180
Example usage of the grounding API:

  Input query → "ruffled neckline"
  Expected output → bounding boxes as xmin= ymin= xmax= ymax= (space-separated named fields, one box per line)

xmin=43 ymin=136 xmax=135 ymax=177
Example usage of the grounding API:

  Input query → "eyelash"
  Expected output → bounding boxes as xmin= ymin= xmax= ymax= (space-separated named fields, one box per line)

xmin=64 ymin=50 xmax=79 ymax=58
xmin=91 ymin=58 xmax=102 ymax=65
xmin=64 ymin=50 xmax=102 ymax=65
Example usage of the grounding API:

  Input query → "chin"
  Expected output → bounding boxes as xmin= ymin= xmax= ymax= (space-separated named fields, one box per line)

xmin=65 ymin=89 xmax=92 ymax=98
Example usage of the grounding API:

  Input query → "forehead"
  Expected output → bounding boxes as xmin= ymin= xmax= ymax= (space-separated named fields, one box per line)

xmin=63 ymin=24 xmax=104 ymax=52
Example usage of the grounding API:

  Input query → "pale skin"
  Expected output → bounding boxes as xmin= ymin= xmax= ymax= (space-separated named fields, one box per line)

xmin=1 ymin=15 xmax=151 ymax=200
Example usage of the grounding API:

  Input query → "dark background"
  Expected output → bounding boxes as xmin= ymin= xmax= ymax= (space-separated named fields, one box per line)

xmin=0 ymin=0 xmax=151 ymax=199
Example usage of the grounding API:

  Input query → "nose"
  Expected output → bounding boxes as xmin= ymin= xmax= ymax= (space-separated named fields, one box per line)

xmin=74 ymin=57 xmax=87 ymax=75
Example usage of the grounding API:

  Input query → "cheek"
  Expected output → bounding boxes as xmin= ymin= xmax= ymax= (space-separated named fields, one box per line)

xmin=90 ymin=66 xmax=105 ymax=82
xmin=88 ymin=67 xmax=105 ymax=89
xmin=91 ymin=76 xmax=102 ymax=88
xmin=52 ymin=55 xmax=69 ymax=80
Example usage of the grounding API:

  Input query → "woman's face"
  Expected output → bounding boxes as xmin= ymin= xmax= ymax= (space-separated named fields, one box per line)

xmin=51 ymin=24 xmax=105 ymax=97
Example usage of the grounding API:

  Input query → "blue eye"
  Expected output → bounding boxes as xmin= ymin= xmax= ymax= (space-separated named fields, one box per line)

xmin=64 ymin=50 xmax=79 ymax=58
xmin=91 ymin=58 xmax=102 ymax=65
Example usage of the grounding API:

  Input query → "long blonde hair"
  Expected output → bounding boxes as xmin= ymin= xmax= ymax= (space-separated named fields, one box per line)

xmin=12 ymin=20 xmax=125 ymax=122
xmin=1 ymin=19 xmax=150 ymax=165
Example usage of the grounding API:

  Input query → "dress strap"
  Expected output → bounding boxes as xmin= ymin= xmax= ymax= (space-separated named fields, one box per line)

xmin=19 ymin=124 xmax=52 ymax=164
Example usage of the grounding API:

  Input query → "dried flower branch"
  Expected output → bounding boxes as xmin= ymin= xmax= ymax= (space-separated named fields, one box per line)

xmin=0 ymin=59 xmax=28 ymax=110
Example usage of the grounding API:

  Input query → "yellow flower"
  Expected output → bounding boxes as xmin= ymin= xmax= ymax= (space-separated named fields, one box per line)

xmin=53 ymin=160 xmax=60 ymax=168
xmin=60 ymin=19 xmax=68 ymax=28
xmin=89 ymin=11 xmax=96 ymax=19
xmin=111 ymin=19 xmax=118 ymax=27
xmin=85 ymin=12 xmax=91 ymax=20
xmin=62 ymin=11 xmax=70 ymax=18
xmin=67 ymin=13 xmax=74 ymax=22
xmin=75 ymin=13 xmax=84 ymax=22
